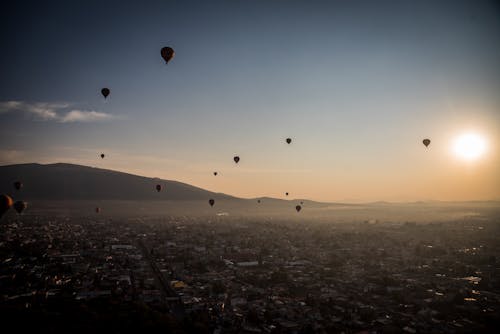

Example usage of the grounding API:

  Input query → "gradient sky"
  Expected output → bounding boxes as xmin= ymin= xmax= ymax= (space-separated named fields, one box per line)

xmin=1 ymin=0 xmax=499 ymax=202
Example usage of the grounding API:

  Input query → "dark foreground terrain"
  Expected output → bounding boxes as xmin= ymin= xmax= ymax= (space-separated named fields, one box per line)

xmin=1 ymin=202 xmax=500 ymax=333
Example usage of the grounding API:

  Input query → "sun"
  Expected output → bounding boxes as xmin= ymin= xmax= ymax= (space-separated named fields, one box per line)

xmin=453 ymin=133 xmax=487 ymax=161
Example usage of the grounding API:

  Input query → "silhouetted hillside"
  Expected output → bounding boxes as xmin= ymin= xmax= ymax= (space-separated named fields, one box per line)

xmin=0 ymin=163 xmax=234 ymax=201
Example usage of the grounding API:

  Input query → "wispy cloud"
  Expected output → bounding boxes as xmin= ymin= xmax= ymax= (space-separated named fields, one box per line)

xmin=0 ymin=100 xmax=116 ymax=123
xmin=59 ymin=110 xmax=114 ymax=123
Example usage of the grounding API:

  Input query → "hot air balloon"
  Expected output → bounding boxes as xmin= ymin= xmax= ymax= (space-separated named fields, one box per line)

xmin=13 ymin=181 xmax=23 ymax=190
xmin=161 ymin=47 xmax=175 ymax=64
xmin=209 ymin=199 xmax=215 ymax=207
xmin=286 ymin=138 xmax=292 ymax=144
xmin=0 ymin=194 xmax=13 ymax=218
xmin=285 ymin=192 xmax=289 ymax=196
xmin=295 ymin=205 xmax=301 ymax=212
xmin=213 ymin=172 xmax=218 ymax=176
xmin=423 ymin=139 xmax=431 ymax=147
xmin=100 ymin=153 xmax=105 ymax=159
xmin=13 ymin=201 xmax=27 ymax=214
xmin=156 ymin=184 xmax=162 ymax=192
xmin=101 ymin=88 xmax=110 ymax=99
xmin=300 ymin=201 xmax=304 ymax=205
xmin=95 ymin=207 xmax=101 ymax=213
xmin=257 ymin=199 xmax=261 ymax=203
xmin=233 ymin=156 xmax=240 ymax=164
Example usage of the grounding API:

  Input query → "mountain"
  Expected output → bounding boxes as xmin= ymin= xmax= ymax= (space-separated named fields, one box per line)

xmin=0 ymin=163 xmax=235 ymax=201
xmin=1 ymin=163 xmax=497 ymax=220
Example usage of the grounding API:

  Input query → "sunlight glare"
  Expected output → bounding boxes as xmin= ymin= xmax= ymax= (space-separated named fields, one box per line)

xmin=453 ymin=133 xmax=487 ymax=161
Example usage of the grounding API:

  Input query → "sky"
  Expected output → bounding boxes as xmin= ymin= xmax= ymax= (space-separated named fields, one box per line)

xmin=1 ymin=0 xmax=499 ymax=202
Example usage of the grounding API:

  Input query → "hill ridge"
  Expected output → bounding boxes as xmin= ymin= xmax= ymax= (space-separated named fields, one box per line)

xmin=0 ymin=162 xmax=236 ymax=201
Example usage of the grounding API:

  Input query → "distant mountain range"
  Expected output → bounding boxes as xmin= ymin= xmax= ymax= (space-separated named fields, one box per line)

xmin=0 ymin=163 xmax=236 ymax=201
xmin=3 ymin=163 xmax=495 ymax=207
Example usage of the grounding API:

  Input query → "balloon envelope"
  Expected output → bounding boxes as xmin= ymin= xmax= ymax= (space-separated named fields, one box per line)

xmin=209 ymin=199 xmax=215 ymax=207
xmin=13 ymin=181 xmax=22 ymax=190
xmin=101 ymin=88 xmax=110 ymax=98
xmin=286 ymin=138 xmax=292 ymax=144
xmin=233 ymin=156 xmax=240 ymax=163
xmin=213 ymin=172 xmax=218 ymax=176
xmin=161 ymin=47 xmax=175 ymax=64
xmin=100 ymin=153 xmax=105 ymax=159
xmin=0 ymin=194 xmax=13 ymax=218
xmin=295 ymin=205 xmax=302 ymax=212
xmin=423 ymin=139 xmax=431 ymax=147
xmin=156 ymin=184 xmax=162 ymax=192
xmin=13 ymin=201 xmax=27 ymax=214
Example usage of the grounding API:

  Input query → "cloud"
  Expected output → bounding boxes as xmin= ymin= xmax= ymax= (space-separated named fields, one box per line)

xmin=60 ymin=110 xmax=115 ymax=123
xmin=0 ymin=100 xmax=115 ymax=123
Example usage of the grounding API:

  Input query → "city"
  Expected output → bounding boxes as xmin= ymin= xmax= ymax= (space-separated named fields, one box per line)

xmin=1 ymin=212 xmax=499 ymax=333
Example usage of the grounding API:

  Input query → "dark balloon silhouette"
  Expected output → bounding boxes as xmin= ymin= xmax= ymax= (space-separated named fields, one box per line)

xmin=0 ymin=194 xmax=13 ymax=218
xmin=100 ymin=153 xmax=105 ymax=159
xmin=156 ymin=184 xmax=162 ymax=192
xmin=213 ymin=172 xmax=218 ymax=176
xmin=257 ymin=199 xmax=261 ymax=203
xmin=286 ymin=138 xmax=292 ymax=144
xmin=295 ymin=205 xmax=302 ymax=212
xmin=101 ymin=88 xmax=110 ymax=99
xmin=285 ymin=192 xmax=289 ymax=196
xmin=95 ymin=207 xmax=101 ymax=213
xmin=423 ymin=138 xmax=431 ymax=147
xmin=13 ymin=181 xmax=23 ymax=190
xmin=233 ymin=156 xmax=240 ymax=164
xmin=209 ymin=199 xmax=215 ymax=207
xmin=161 ymin=47 xmax=175 ymax=64
xmin=13 ymin=201 xmax=27 ymax=214
xmin=300 ymin=201 xmax=304 ymax=205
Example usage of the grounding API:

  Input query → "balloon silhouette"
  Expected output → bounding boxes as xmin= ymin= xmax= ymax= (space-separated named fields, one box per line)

xmin=0 ymin=194 xmax=13 ymax=218
xmin=423 ymin=138 xmax=431 ymax=147
xmin=295 ymin=205 xmax=302 ymax=212
xmin=233 ymin=156 xmax=240 ymax=164
xmin=161 ymin=47 xmax=175 ymax=64
xmin=101 ymin=88 xmax=110 ymax=98
xmin=13 ymin=201 xmax=27 ymax=214
xmin=209 ymin=199 xmax=215 ymax=207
